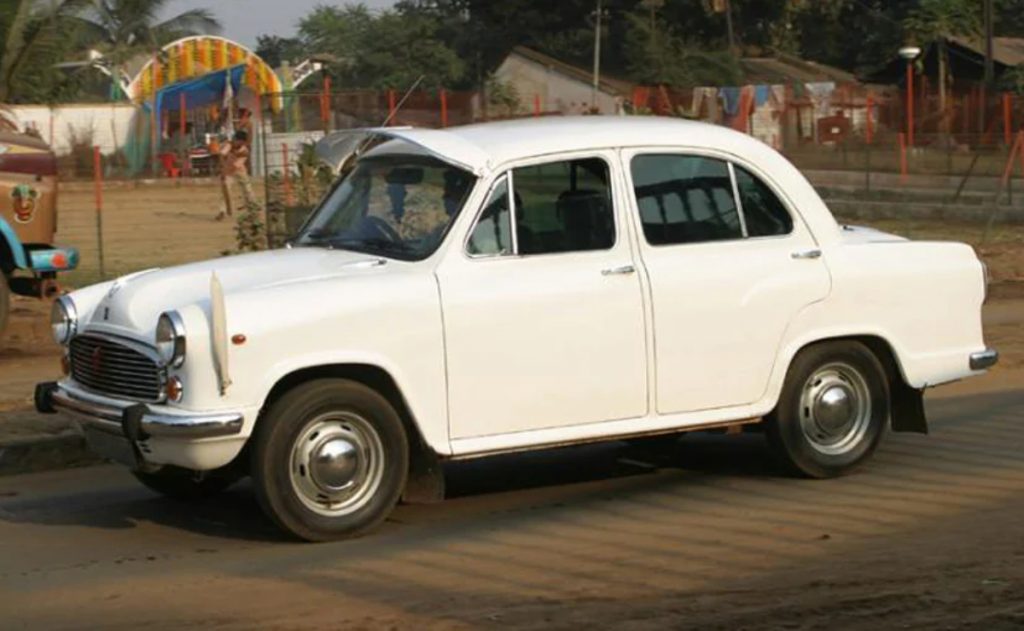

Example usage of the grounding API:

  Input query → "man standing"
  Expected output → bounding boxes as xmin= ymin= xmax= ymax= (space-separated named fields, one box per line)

xmin=216 ymin=130 xmax=257 ymax=220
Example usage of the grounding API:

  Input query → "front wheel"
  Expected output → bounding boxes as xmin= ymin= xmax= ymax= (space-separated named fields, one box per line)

xmin=766 ymin=341 xmax=889 ymax=478
xmin=251 ymin=379 xmax=408 ymax=542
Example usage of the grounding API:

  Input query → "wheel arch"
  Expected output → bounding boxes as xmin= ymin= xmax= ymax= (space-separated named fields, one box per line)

xmin=781 ymin=334 xmax=927 ymax=434
xmin=259 ymin=362 xmax=446 ymax=503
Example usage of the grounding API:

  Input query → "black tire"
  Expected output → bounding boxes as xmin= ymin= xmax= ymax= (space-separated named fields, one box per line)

xmin=133 ymin=466 xmax=240 ymax=501
xmin=0 ymin=273 xmax=9 ymax=340
xmin=251 ymin=379 xmax=408 ymax=542
xmin=766 ymin=341 xmax=889 ymax=478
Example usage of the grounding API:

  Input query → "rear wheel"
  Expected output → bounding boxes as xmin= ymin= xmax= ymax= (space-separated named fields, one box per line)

xmin=0 ymin=273 xmax=9 ymax=339
xmin=766 ymin=341 xmax=889 ymax=478
xmin=133 ymin=466 xmax=240 ymax=501
xmin=251 ymin=379 xmax=408 ymax=542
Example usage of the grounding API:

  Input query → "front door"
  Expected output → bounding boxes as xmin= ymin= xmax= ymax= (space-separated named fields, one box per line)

xmin=624 ymin=151 xmax=831 ymax=414
xmin=437 ymin=154 xmax=648 ymax=440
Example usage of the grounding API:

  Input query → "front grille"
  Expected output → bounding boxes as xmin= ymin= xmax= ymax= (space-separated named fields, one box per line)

xmin=69 ymin=334 xmax=163 ymax=402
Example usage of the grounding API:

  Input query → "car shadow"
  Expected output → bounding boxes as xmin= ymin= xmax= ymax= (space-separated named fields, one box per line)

xmin=0 ymin=432 xmax=781 ymax=543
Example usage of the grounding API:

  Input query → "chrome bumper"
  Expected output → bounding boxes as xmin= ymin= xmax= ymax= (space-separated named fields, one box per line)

xmin=36 ymin=381 xmax=243 ymax=440
xmin=969 ymin=349 xmax=999 ymax=371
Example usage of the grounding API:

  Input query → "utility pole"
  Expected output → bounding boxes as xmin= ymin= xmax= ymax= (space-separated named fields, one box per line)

xmin=983 ymin=0 xmax=994 ymax=88
xmin=592 ymin=0 xmax=603 ymax=110
xmin=724 ymin=0 xmax=736 ymax=54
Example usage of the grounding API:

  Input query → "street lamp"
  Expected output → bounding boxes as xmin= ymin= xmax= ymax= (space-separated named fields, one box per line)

xmin=899 ymin=45 xmax=921 ymax=147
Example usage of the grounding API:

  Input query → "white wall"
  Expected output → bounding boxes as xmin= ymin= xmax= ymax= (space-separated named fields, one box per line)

xmin=492 ymin=55 xmax=622 ymax=116
xmin=6 ymin=103 xmax=137 ymax=156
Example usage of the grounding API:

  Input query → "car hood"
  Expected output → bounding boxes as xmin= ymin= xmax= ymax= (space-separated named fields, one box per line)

xmin=83 ymin=248 xmax=401 ymax=335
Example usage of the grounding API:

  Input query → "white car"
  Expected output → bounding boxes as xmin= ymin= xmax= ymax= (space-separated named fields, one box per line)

xmin=36 ymin=117 xmax=996 ymax=541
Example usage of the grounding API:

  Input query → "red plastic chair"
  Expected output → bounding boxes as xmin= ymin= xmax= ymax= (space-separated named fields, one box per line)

xmin=158 ymin=152 xmax=181 ymax=178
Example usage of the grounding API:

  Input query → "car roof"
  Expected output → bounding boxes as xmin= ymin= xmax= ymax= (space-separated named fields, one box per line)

xmin=441 ymin=116 xmax=763 ymax=166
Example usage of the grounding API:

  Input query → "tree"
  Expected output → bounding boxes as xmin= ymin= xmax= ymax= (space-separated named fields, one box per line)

xmin=905 ymin=0 xmax=982 ymax=134
xmin=298 ymin=3 xmax=464 ymax=90
xmin=0 ymin=0 xmax=88 ymax=102
xmin=255 ymin=35 xmax=304 ymax=69
xmin=73 ymin=0 xmax=220 ymax=67
xmin=622 ymin=10 xmax=741 ymax=87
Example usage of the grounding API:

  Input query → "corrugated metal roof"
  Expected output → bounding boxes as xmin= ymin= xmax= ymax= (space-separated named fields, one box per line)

xmin=950 ymin=36 xmax=1024 ymax=67
xmin=740 ymin=53 xmax=857 ymax=84
xmin=509 ymin=46 xmax=635 ymax=96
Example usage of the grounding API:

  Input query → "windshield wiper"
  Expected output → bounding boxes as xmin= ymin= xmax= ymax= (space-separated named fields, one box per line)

xmin=333 ymin=237 xmax=414 ymax=257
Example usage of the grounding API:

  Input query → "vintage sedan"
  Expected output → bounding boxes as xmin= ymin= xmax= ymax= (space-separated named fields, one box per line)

xmin=36 ymin=117 xmax=996 ymax=541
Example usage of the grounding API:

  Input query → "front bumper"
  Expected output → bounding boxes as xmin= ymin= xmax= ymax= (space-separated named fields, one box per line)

xmin=36 ymin=381 xmax=243 ymax=441
xmin=969 ymin=348 xmax=999 ymax=371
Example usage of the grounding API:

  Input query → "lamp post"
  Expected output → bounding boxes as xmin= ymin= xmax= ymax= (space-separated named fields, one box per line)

xmin=899 ymin=46 xmax=921 ymax=148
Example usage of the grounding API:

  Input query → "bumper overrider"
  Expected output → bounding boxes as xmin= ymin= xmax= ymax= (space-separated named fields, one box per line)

xmin=970 ymin=348 xmax=999 ymax=371
xmin=35 ymin=381 xmax=243 ymax=469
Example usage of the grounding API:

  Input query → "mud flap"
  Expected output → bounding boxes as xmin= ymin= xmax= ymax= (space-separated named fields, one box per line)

xmin=890 ymin=380 xmax=928 ymax=434
xmin=402 ymin=443 xmax=445 ymax=504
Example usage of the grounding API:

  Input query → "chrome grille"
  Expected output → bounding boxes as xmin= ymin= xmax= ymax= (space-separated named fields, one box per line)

xmin=69 ymin=334 xmax=163 ymax=402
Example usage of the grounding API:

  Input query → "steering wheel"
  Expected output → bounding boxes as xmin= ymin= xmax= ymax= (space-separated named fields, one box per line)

xmin=364 ymin=215 xmax=402 ymax=242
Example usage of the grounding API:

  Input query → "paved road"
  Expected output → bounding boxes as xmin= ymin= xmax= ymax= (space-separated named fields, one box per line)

xmin=1 ymin=390 xmax=1022 ymax=630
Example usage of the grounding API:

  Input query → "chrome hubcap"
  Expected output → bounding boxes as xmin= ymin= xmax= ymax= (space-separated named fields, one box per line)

xmin=290 ymin=412 xmax=385 ymax=516
xmin=800 ymin=362 xmax=872 ymax=455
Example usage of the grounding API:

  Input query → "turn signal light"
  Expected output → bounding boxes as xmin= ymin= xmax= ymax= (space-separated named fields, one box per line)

xmin=165 ymin=376 xmax=184 ymax=403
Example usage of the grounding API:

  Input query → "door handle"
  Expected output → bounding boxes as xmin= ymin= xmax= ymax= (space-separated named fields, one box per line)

xmin=791 ymin=249 xmax=822 ymax=260
xmin=601 ymin=264 xmax=636 ymax=276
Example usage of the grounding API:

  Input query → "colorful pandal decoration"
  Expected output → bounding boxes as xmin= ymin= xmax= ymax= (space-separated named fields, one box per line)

xmin=128 ymin=36 xmax=284 ymax=112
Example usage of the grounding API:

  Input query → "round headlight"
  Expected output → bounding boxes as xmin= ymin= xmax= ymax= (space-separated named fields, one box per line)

xmin=50 ymin=296 xmax=77 ymax=345
xmin=156 ymin=311 xmax=187 ymax=368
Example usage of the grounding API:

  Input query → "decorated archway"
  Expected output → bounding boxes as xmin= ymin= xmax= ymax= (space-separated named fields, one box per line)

xmin=127 ymin=36 xmax=284 ymax=112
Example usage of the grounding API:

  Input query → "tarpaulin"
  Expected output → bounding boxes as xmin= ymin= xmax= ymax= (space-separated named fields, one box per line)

xmin=149 ymin=64 xmax=247 ymax=132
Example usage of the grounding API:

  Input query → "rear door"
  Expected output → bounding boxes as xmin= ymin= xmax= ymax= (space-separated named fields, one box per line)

xmin=623 ymin=150 xmax=830 ymax=414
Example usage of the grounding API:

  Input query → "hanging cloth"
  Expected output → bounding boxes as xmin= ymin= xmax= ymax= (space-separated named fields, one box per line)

xmin=719 ymin=87 xmax=742 ymax=116
xmin=805 ymin=82 xmax=836 ymax=117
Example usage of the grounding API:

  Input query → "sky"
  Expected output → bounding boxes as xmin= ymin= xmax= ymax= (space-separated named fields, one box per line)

xmin=162 ymin=0 xmax=396 ymax=48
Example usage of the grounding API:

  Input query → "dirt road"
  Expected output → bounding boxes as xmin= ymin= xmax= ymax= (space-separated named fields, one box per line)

xmin=1 ymin=389 xmax=1022 ymax=629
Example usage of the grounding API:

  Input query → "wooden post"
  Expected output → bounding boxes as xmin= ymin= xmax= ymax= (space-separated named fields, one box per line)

xmin=906 ymin=61 xmax=915 ymax=147
xmin=388 ymin=89 xmax=397 ymax=125
xmin=92 ymin=146 xmax=106 ymax=279
xmin=282 ymin=143 xmax=293 ymax=207
xmin=440 ymin=89 xmax=448 ymax=128
xmin=899 ymin=132 xmax=908 ymax=183
xmin=865 ymin=92 xmax=874 ymax=144
xmin=1004 ymin=93 xmax=1013 ymax=145
xmin=179 ymin=91 xmax=187 ymax=176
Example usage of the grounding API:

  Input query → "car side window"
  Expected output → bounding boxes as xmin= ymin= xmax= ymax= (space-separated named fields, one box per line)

xmin=467 ymin=176 xmax=513 ymax=256
xmin=512 ymin=158 xmax=615 ymax=255
xmin=630 ymin=155 xmax=743 ymax=246
xmin=734 ymin=165 xmax=793 ymax=237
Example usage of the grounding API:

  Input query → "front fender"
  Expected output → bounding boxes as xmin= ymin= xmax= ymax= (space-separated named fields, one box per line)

xmin=0 ymin=217 xmax=28 ymax=270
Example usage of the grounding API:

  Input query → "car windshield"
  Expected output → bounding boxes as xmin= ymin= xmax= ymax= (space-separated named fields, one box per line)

xmin=295 ymin=154 xmax=476 ymax=260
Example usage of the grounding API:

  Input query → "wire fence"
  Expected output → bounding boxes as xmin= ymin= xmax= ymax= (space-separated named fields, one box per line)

xmin=36 ymin=84 xmax=1024 ymax=294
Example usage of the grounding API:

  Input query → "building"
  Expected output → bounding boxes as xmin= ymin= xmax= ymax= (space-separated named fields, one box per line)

xmin=490 ymin=46 xmax=633 ymax=116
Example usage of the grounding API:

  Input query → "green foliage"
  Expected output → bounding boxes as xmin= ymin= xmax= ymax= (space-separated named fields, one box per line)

xmin=255 ymin=35 xmax=304 ymax=69
xmin=74 ymin=0 xmax=221 ymax=67
xmin=298 ymin=3 xmax=464 ymax=90
xmin=622 ymin=11 xmax=741 ymax=87
xmin=904 ymin=0 xmax=981 ymax=45
xmin=485 ymin=77 xmax=521 ymax=116
xmin=233 ymin=200 xmax=267 ymax=253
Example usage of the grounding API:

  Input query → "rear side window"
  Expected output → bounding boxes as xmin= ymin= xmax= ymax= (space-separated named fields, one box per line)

xmin=734 ymin=166 xmax=793 ymax=237
xmin=512 ymin=158 xmax=615 ymax=255
xmin=630 ymin=155 xmax=742 ymax=246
